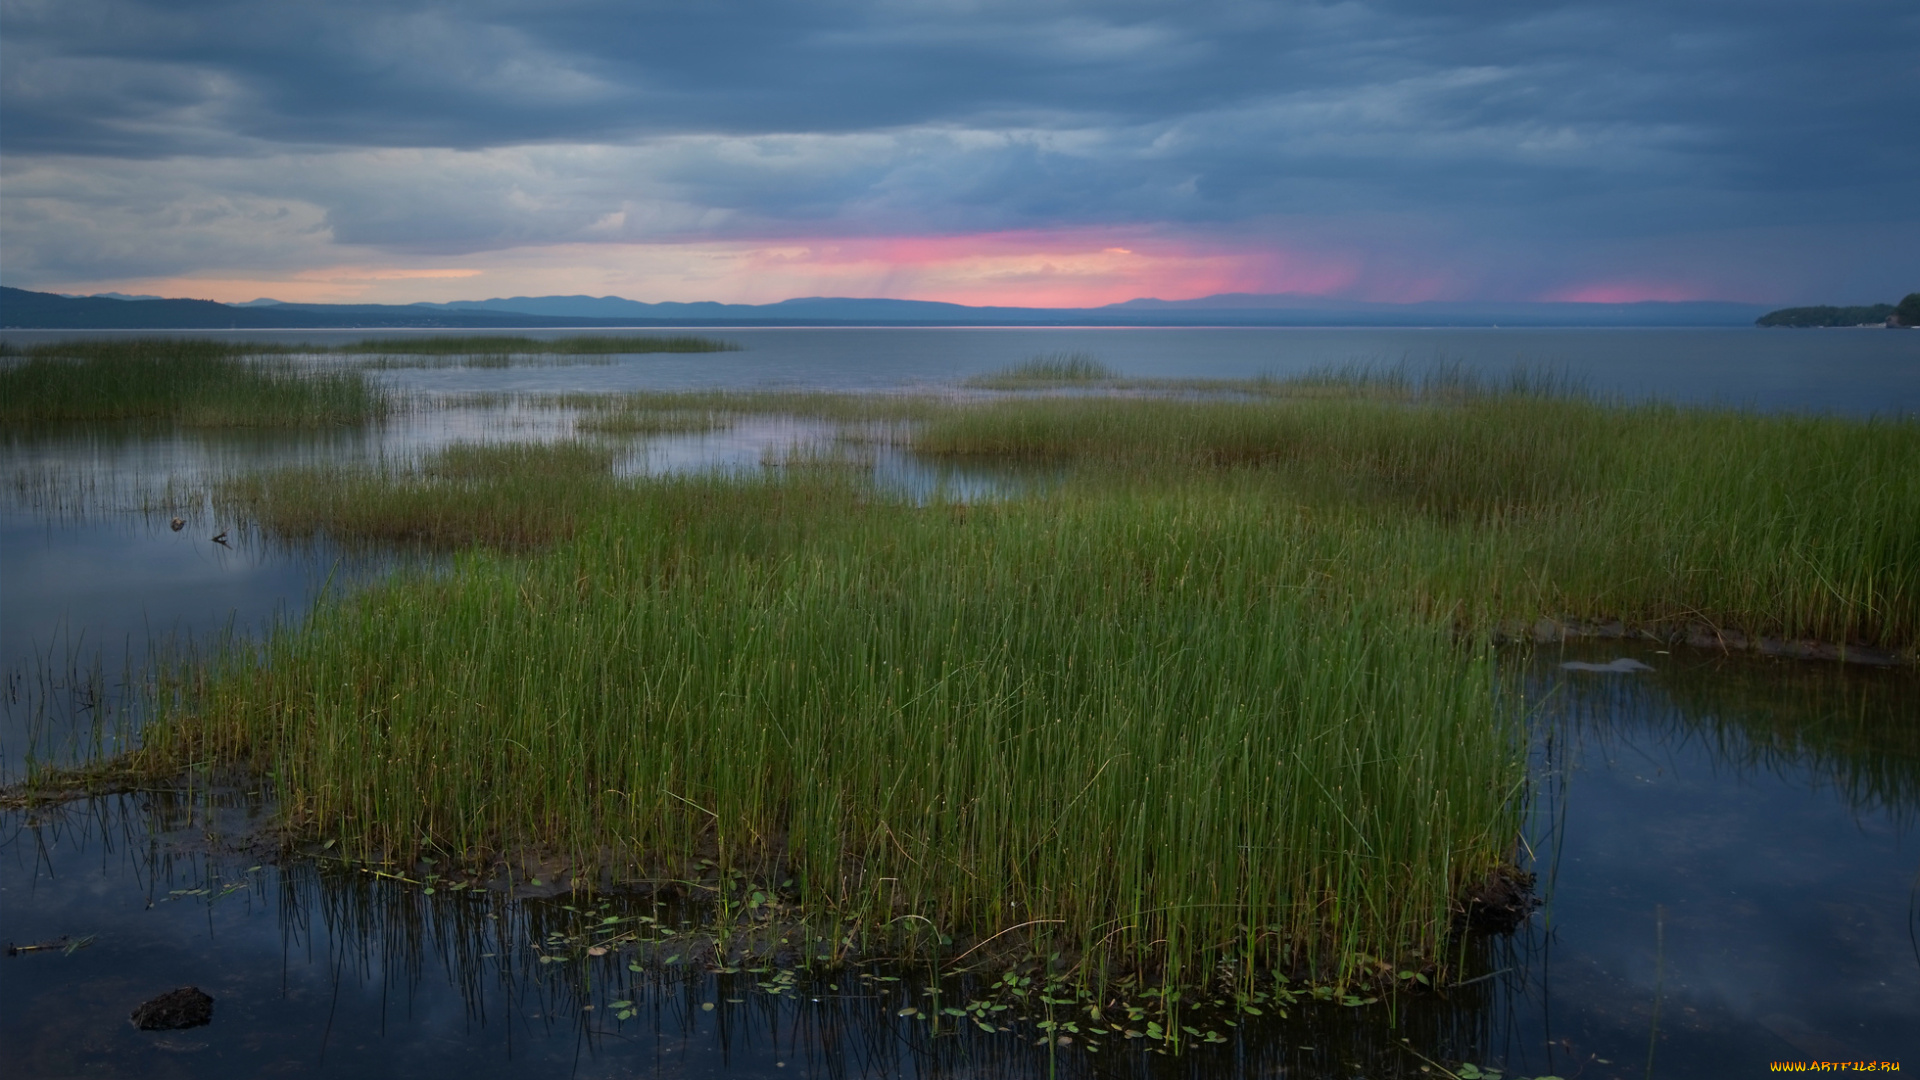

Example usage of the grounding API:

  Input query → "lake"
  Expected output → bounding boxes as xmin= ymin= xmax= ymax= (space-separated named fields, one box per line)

xmin=4 ymin=325 xmax=1917 ymax=414
xmin=3 ymin=327 xmax=1916 ymax=1077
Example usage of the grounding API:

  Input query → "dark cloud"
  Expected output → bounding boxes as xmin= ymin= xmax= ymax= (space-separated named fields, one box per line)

xmin=2 ymin=0 xmax=1916 ymax=297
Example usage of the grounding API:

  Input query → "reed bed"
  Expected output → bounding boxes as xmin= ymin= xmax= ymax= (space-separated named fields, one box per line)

xmin=0 ymin=338 xmax=383 ymax=426
xmin=131 ymin=375 xmax=1920 ymax=997
xmin=352 ymin=353 xmax=620 ymax=370
xmin=159 ymin=454 xmax=1523 ymax=991
xmin=916 ymin=395 xmax=1920 ymax=651
xmin=556 ymin=389 xmax=952 ymax=423
xmin=965 ymin=352 xmax=1118 ymax=388
xmin=218 ymin=442 xmax=623 ymax=550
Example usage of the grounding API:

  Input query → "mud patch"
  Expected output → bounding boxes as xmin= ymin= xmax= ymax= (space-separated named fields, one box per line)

xmin=130 ymin=986 xmax=214 ymax=1031
xmin=1457 ymin=866 xmax=1538 ymax=934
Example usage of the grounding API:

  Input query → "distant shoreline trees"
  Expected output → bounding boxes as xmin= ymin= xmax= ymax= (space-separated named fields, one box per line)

xmin=1757 ymin=293 xmax=1919 ymax=327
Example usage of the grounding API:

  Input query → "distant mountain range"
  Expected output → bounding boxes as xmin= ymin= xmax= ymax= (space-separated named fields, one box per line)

xmin=1 ymin=285 xmax=1777 ymax=330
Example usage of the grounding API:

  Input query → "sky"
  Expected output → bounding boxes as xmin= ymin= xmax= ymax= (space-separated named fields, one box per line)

xmin=2 ymin=0 xmax=1916 ymax=308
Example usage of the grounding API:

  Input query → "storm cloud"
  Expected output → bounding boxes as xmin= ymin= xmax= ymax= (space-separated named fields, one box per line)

xmin=3 ymin=0 xmax=1915 ymax=303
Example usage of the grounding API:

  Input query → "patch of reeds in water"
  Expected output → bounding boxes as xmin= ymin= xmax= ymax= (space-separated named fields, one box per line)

xmin=965 ymin=352 xmax=1118 ymax=388
xmin=127 ymin=372 xmax=1920 ymax=999
xmin=568 ymin=389 xmax=945 ymax=436
xmin=155 ymin=450 xmax=1523 ymax=992
xmin=0 ymin=338 xmax=383 ymax=426
xmin=217 ymin=442 xmax=622 ymax=550
xmin=351 ymin=353 xmax=620 ymax=370
xmin=915 ymin=393 xmax=1920 ymax=651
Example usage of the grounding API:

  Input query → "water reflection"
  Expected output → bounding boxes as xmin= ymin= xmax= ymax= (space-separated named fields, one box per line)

xmin=2 ymin=791 xmax=1530 ymax=1079
xmin=6 ymin=645 xmax=1917 ymax=1077
xmin=2 ymin=405 xmax=1028 ymax=783
xmin=1517 ymin=644 xmax=1920 ymax=1074
xmin=5 ymin=402 xmax=578 ymax=516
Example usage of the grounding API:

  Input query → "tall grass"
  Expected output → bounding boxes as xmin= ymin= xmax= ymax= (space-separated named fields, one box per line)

xmin=351 ymin=353 xmax=618 ymax=370
xmin=130 ymin=377 xmax=1920 ymax=997
xmin=155 ymin=456 xmax=1522 ymax=991
xmin=965 ymin=352 xmax=1117 ymax=388
xmin=915 ymin=394 xmax=1920 ymax=650
xmin=0 ymin=338 xmax=382 ymax=426
xmin=567 ymin=389 xmax=944 ymax=437
xmin=217 ymin=442 xmax=622 ymax=550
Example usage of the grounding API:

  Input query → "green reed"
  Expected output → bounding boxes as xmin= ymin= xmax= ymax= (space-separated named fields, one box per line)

xmin=915 ymin=395 xmax=1920 ymax=651
xmin=217 ymin=442 xmax=623 ymax=550
xmin=131 ymin=376 xmax=1920 ymax=996
xmin=0 ymin=338 xmax=383 ymax=426
xmin=965 ymin=352 xmax=1118 ymax=388
xmin=156 ymin=452 xmax=1523 ymax=990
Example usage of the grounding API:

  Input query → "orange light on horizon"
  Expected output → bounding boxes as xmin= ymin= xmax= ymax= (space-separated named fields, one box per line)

xmin=36 ymin=231 xmax=1393 ymax=308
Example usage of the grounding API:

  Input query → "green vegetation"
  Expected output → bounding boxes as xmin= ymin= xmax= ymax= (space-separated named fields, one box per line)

xmin=1756 ymin=303 xmax=1896 ymax=327
xmin=567 ymin=389 xmax=945 ymax=434
xmin=218 ymin=442 xmax=624 ymax=550
xmin=336 ymin=334 xmax=738 ymax=356
xmin=110 ymin=374 xmax=1920 ymax=1000
xmin=0 ymin=333 xmax=741 ymax=425
xmin=0 ymin=338 xmax=382 ymax=426
xmin=162 ymin=436 xmax=1526 ymax=992
xmin=965 ymin=352 xmax=1118 ymax=388
xmin=351 ymin=353 xmax=619 ymax=370
xmin=916 ymin=394 xmax=1920 ymax=650
xmin=1898 ymin=292 xmax=1920 ymax=328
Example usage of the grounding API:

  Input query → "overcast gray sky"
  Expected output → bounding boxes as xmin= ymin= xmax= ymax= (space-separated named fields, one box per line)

xmin=3 ymin=0 xmax=1915 ymax=306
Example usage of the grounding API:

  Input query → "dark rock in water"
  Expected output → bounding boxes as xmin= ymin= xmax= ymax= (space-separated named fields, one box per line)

xmin=1457 ymin=866 xmax=1539 ymax=934
xmin=131 ymin=986 xmax=214 ymax=1030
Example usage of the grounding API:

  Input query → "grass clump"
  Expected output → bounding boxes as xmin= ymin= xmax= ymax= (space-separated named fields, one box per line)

xmin=219 ymin=442 xmax=621 ymax=550
xmin=128 ymin=375 xmax=1920 ymax=1001
xmin=568 ymin=389 xmax=945 ymax=436
xmin=0 ymin=338 xmax=382 ymax=426
xmin=352 ymin=353 xmax=619 ymax=370
xmin=336 ymin=334 xmax=738 ymax=356
xmin=916 ymin=393 xmax=1920 ymax=650
xmin=155 ymin=465 xmax=1522 ymax=993
xmin=965 ymin=352 xmax=1117 ymax=388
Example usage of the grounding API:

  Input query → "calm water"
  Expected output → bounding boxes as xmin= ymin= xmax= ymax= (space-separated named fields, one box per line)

xmin=3 ymin=332 xmax=1917 ymax=1077
xmin=4 ymin=325 xmax=1918 ymax=414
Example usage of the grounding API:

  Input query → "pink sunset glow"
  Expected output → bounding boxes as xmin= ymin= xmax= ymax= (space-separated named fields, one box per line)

xmin=732 ymin=230 xmax=1364 ymax=308
xmin=51 ymin=231 xmax=1380 ymax=308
